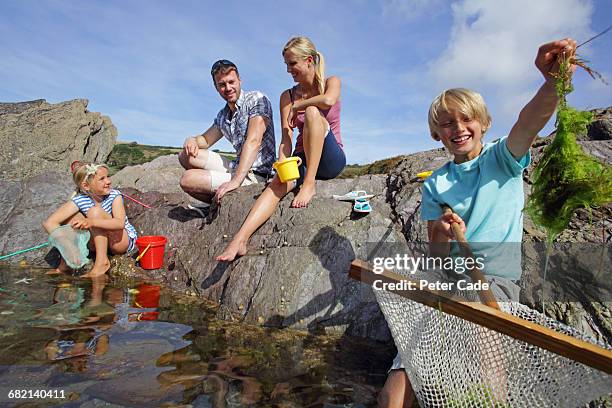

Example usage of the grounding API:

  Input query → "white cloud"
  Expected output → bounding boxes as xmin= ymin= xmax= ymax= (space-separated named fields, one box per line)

xmin=420 ymin=0 xmax=597 ymax=140
xmin=575 ymin=70 xmax=612 ymax=110
xmin=429 ymin=0 xmax=593 ymax=90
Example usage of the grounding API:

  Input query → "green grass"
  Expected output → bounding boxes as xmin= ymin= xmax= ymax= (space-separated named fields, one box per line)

xmin=107 ymin=141 xmax=402 ymax=178
xmin=106 ymin=142 xmax=235 ymax=175
xmin=339 ymin=155 xmax=406 ymax=178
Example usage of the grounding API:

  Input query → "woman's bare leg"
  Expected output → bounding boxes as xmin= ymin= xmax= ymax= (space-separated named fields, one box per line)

xmin=378 ymin=370 xmax=417 ymax=408
xmin=292 ymin=106 xmax=328 ymax=208
xmin=217 ymin=177 xmax=293 ymax=261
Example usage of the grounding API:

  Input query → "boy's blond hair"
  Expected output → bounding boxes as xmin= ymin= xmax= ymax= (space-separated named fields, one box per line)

xmin=428 ymin=88 xmax=492 ymax=139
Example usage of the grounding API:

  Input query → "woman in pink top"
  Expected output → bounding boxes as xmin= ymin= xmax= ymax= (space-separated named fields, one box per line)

xmin=218 ymin=36 xmax=346 ymax=261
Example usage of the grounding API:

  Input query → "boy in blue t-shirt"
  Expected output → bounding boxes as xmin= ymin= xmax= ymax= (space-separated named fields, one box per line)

xmin=379 ymin=37 xmax=578 ymax=408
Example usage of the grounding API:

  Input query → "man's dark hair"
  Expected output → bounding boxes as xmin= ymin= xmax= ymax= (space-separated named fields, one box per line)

xmin=211 ymin=59 xmax=239 ymax=80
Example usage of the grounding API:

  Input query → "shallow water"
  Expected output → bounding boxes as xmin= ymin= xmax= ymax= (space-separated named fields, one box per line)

xmin=0 ymin=266 xmax=393 ymax=407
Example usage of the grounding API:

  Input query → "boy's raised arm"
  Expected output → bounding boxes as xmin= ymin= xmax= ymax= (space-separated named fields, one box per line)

xmin=507 ymin=38 xmax=577 ymax=159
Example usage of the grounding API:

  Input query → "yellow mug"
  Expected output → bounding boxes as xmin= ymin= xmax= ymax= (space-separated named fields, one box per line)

xmin=273 ymin=156 xmax=303 ymax=183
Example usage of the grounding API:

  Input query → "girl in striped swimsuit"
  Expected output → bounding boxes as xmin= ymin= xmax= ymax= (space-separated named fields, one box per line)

xmin=43 ymin=162 xmax=137 ymax=277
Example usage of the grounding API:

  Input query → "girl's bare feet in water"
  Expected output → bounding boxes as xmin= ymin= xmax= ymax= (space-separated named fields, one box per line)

xmin=47 ymin=258 xmax=71 ymax=275
xmin=291 ymin=182 xmax=316 ymax=208
xmin=216 ymin=238 xmax=248 ymax=262
xmin=82 ymin=259 xmax=110 ymax=278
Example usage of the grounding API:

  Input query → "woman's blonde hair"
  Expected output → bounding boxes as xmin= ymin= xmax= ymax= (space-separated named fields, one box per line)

xmin=428 ymin=88 xmax=492 ymax=138
xmin=71 ymin=161 xmax=108 ymax=195
xmin=283 ymin=36 xmax=326 ymax=95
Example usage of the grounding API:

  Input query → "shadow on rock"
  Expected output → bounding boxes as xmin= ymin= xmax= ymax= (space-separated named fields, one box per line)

xmin=167 ymin=206 xmax=207 ymax=223
xmin=269 ymin=226 xmax=356 ymax=335
xmin=200 ymin=262 xmax=230 ymax=291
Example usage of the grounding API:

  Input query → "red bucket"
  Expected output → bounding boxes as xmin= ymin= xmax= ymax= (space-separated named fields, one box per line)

xmin=135 ymin=235 xmax=167 ymax=270
xmin=133 ymin=284 xmax=160 ymax=321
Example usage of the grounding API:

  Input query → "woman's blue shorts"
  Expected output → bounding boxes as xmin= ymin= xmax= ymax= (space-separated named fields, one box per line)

xmin=292 ymin=128 xmax=346 ymax=188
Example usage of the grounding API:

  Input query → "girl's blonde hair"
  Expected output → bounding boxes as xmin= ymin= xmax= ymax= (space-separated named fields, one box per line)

xmin=428 ymin=88 xmax=492 ymax=138
xmin=283 ymin=36 xmax=326 ymax=95
xmin=71 ymin=161 xmax=108 ymax=195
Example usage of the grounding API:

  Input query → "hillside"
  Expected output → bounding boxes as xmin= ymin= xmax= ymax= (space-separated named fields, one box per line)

xmin=107 ymin=142 xmax=235 ymax=174
xmin=339 ymin=155 xmax=407 ymax=178
xmin=108 ymin=141 xmax=402 ymax=177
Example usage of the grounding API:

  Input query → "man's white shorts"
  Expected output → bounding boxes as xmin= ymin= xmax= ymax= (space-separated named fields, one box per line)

xmin=206 ymin=151 xmax=268 ymax=190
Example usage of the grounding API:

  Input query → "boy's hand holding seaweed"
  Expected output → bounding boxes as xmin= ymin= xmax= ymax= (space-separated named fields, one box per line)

xmin=535 ymin=38 xmax=577 ymax=83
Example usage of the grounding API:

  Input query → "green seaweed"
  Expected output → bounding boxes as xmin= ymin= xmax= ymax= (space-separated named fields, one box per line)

xmin=525 ymin=55 xmax=612 ymax=241
xmin=447 ymin=384 xmax=511 ymax=408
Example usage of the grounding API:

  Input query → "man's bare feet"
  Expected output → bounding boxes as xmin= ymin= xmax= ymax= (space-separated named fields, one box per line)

xmin=216 ymin=238 xmax=248 ymax=262
xmin=291 ymin=182 xmax=316 ymax=208
xmin=82 ymin=259 xmax=110 ymax=278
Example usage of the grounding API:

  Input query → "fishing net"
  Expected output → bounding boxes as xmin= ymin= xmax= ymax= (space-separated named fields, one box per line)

xmin=374 ymin=271 xmax=612 ymax=407
xmin=48 ymin=225 xmax=91 ymax=269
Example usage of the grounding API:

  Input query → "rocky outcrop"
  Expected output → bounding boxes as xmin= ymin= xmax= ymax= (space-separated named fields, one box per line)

xmin=0 ymin=99 xmax=117 ymax=180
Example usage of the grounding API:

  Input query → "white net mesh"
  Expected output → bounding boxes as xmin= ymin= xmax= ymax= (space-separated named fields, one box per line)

xmin=375 ymin=280 xmax=612 ymax=407
xmin=48 ymin=225 xmax=91 ymax=269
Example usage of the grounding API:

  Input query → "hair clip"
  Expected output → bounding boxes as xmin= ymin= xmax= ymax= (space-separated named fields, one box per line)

xmin=84 ymin=164 xmax=101 ymax=176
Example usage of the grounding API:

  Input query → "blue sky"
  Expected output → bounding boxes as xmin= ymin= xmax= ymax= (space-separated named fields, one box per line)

xmin=1 ymin=0 xmax=610 ymax=164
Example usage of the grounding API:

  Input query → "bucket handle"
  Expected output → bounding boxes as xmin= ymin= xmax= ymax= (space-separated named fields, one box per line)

xmin=135 ymin=244 xmax=152 ymax=262
xmin=273 ymin=156 xmax=302 ymax=169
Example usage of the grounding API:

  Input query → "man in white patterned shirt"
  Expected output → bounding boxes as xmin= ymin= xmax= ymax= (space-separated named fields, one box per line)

xmin=179 ymin=60 xmax=276 ymax=203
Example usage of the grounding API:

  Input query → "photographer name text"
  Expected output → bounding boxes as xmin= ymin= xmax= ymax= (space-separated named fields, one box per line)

xmin=372 ymin=279 xmax=489 ymax=291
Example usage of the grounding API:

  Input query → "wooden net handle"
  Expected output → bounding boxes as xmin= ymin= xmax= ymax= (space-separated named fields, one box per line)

xmin=349 ymin=259 xmax=612 ymax=374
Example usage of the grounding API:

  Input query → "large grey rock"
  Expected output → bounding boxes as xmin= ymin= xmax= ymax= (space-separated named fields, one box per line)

xmin=112 ymin=154 xmax=185 ymax=194
xmin=0 ymin=99 xmax=117 ymax=180
xmin=386 ymin=147 xmax=452 ymax=242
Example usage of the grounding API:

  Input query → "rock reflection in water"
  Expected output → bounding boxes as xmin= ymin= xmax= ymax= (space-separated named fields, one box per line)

xmin=0 ymin=267 xmax=390 ymax=407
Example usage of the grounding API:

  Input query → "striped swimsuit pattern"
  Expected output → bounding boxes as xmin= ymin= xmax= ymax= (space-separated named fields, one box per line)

xmin=71 ymin=189 xmax=138 ymax=251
